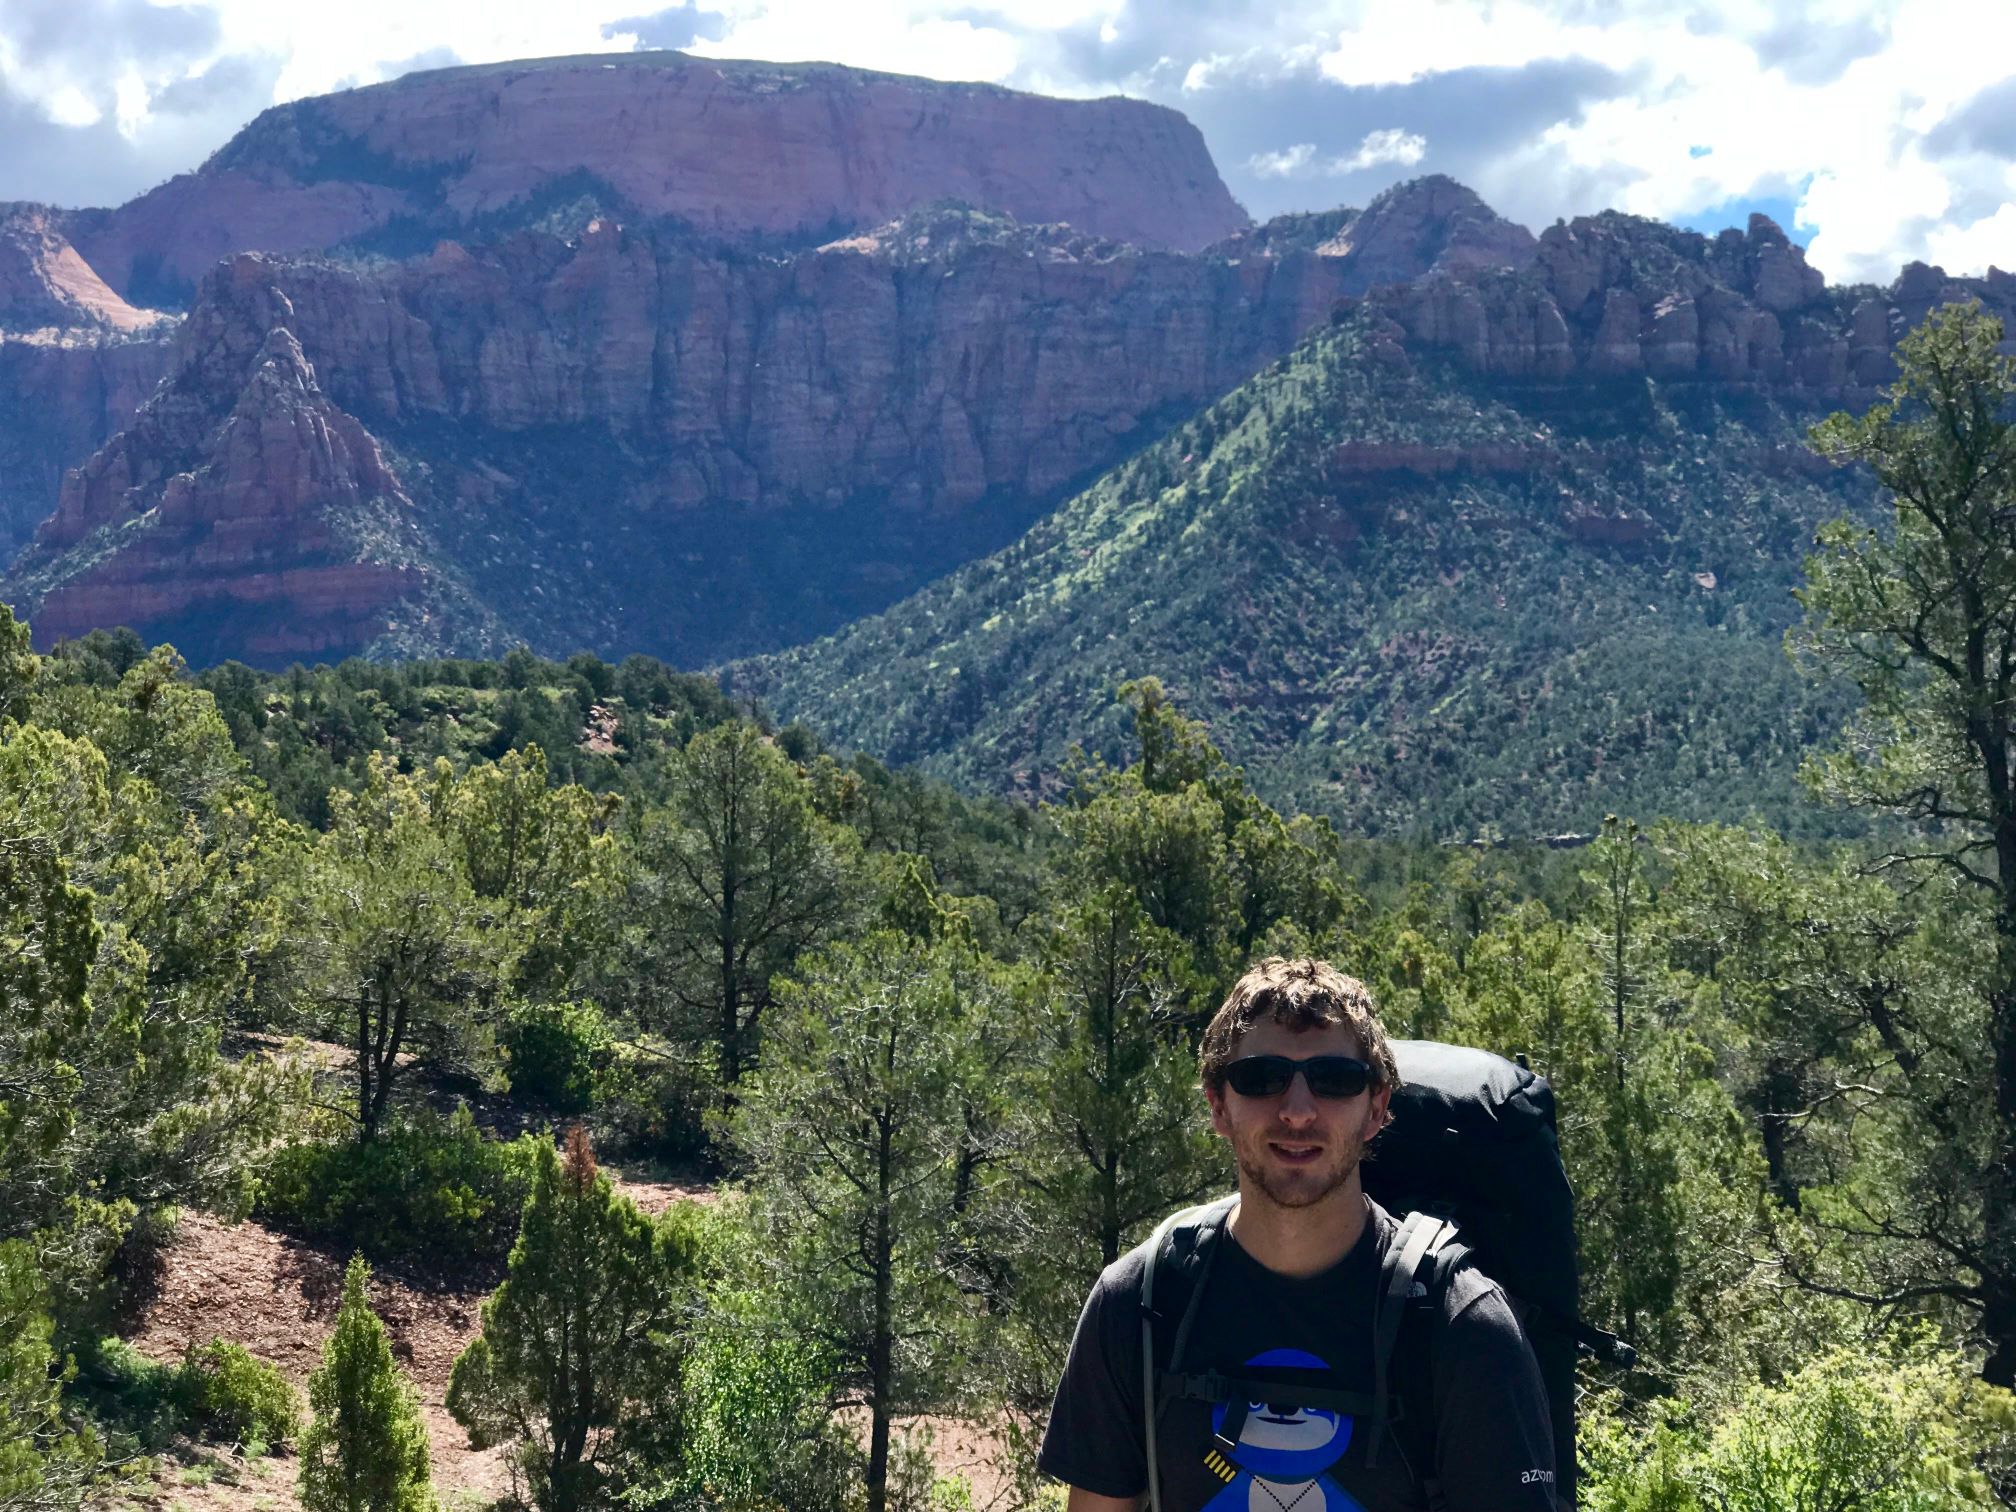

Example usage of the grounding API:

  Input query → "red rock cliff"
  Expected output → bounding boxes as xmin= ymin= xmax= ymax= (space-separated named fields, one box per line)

xmin=70 ymin=52 xmax=1251 ymax=298
xmin=31 ymin=320 xmax=420 ymax=661
xmin=20 ymin=210 xmax=1371 ymax=662
xmin=1361 ymin=209 xmax=2016 ymax=388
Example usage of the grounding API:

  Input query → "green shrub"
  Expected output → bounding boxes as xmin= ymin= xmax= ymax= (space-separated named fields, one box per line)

xmin=72 ymin=1336 xmax=297 ymax=1454
xmin=256 ymin=1104 xmax=542 ymax=1262
xmin=502 ymin=1001 xmax=610 ymax=1113
xmin=178 ymin=1339 xmax=301 ymax=1448
xmin=632 ymin=1205 xmax=855 ymax=1512
xmin=1693 ymin=1344 xmax=2014 ymax=1512
xmin=72 ymin=1335 xmax=191 ymax=1449
xmin=590 ymin=1043 xmax=715 ymax=1161
xmin=1582 ymin=1339 xmax=2016 ymax=1512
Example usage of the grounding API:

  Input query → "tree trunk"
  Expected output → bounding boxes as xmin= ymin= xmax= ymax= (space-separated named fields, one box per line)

xmin=867 ymin=1112 xmax=896 ymax=1512
xmin=1757 ymin=1058 xmax=1802 ymax=1211
xmin=1985 ymin=780 xmax=2016 ymax=1386
xmin=355 ymin=988 xmax=373 ymax=1142
xmin=1984 ymin=934 xmax=2016 ymax=1386
xmin=719 ymin=844 xmax=741 ymax=1087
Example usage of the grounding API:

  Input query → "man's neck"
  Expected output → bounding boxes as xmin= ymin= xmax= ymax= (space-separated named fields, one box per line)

xmin=1227 ymin=1177 xmax=1370 ymax=1278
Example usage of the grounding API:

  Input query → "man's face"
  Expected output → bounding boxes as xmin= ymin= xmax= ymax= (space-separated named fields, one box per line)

xmin=1205 ymin=1019 xmax=1391 ymax=1212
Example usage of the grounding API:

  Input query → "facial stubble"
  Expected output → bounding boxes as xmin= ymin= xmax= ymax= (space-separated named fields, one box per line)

xmin=1234 ymin=1115 xmax=1371 ymax=1211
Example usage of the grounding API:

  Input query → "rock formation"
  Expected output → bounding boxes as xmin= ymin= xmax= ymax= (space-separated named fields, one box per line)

xmin=15 ymin=213 xmax=1358 ymax=662
xmin=12 ymin=174 xmax=1567 ymax=665
xmin=0 ymin=207 xmax=178 ymax=556
xmin=0 ymin=206 xmax=171 ymax=333
xmin=29 ymin=316 xmax=419 ymax=662
xmin=0 ymin=336 xmax=174 ymax=556
xmin=1361 ymin=209 xmax=2015 ymax=388
xmin=1316 ymin=175 xmax=1537 ymax=294
xmin=67 ymin=52 xmax=1250 ymax=300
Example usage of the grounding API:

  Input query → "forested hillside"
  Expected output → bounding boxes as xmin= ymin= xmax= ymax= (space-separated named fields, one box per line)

xmin=745 ymin=299 xmax=1880 ymax=840
xmin=5 ymin=306 xmax=2016 ymax=1511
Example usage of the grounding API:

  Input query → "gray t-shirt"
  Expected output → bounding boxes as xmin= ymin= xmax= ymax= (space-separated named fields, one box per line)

xmin=1037 ymin=1202 xmax=1557 ymax=1512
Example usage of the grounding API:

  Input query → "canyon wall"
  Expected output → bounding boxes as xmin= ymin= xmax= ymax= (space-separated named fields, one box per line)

xmin=68 ymin=52 xmax=1251 ymax=300
xmin=9 ymin=59 xmax=2012 ymax=675
xmin=21 ymin=208 xmax=1378 ymax=664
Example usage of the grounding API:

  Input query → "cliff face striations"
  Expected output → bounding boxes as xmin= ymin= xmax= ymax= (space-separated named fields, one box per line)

xmin=8 ymin=44 xmax=2012 ymax=676
xmin=16 ymin=211 xmax=1367 ymax=663
xmin=67 ymin=52 xmax=1250 ymax=301
xmin=0 ymin=206 xmax=178 ymax=557
xmin=0 ymin=206 xmax=173 ymax=333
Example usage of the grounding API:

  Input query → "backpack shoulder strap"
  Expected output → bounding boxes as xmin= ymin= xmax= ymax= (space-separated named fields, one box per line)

xmin=1140 ymin=1196 xmax=1236 ymax=1512
xmin=1366 ymin=1211 xmax=1460 ymax=1472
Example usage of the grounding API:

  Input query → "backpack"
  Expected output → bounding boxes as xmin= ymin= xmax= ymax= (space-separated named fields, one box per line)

xmin=1137 ymin=1039 xmax=1632 ymax=1512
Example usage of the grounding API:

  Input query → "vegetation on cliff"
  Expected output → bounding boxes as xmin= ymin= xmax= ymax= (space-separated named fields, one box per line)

xmin=745 ymin=300 xmax=1878 ymax=840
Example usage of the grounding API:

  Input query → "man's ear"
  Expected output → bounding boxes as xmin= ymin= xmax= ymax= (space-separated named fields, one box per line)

xmin=1204 ymin=1081 xmax=1232 ymax=1139
xmin=1365 ymin=1082 xmax=1393 ymax=1139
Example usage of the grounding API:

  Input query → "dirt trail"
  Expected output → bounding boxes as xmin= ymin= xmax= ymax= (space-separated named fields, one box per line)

xmin=119 ymin=1040 xmax=1009 ymax=1510
xmin=120 ymin=1203 xmax=1022 ymax=1512
xmin=121 ymin=1209 xmax=513 ymax=1511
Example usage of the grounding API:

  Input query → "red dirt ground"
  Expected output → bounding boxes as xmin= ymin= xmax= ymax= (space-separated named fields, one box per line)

xmin=118 ymin=1207 xmax=1021 ymax=1512
xmin=117 ymin=1038 xmax=1012 ymax=1510
xmin=118 ymin=1209 xmax=513 ymax=1511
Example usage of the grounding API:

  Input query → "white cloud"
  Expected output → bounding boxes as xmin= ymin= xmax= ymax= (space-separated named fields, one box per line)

xmin=1249 ymin=142 xmax=1316 ymax=178
xmin=1249 ymin=129 xmax=1426 ymax=181
xmin=1333 ymin=127 xmax=1426 ymax=173
xmin=44 ymin=84 xmax=102 ymax=128
xmin=1925 ymin=197 xmax=2016 ymax=277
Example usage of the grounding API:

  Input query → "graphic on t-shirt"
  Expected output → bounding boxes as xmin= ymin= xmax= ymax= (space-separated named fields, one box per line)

xmin=1200 ymin=1348 xmax=1365 ymax=1512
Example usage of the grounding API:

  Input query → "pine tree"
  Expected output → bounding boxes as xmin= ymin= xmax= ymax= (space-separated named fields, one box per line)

xmin=446 ymin=1128 xmax=694 ymax=1512
xmin=621 ymin=720 xmax=852 ymax=1086
xmin=298 ymin=1255 xmax=435 ymax=1512
xmin=0 ymin=1240 xmax=103 ymax=1510
xmin=1796 ymin=299 xmax=2016 ymax=1384
xmin=288 ymin=756 xmax=511 ymax=1143
xmin=732 ymin=933 xmax=982 ymax=1512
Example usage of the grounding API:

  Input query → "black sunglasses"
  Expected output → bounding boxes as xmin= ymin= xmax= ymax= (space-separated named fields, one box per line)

xmin=1222 ymin=1054 xmax=1374 ymax=1100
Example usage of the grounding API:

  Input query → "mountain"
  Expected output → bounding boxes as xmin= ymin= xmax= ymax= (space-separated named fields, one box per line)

xmin=0 ymin=207 xmax=177 ymax=559
xmin=58 ymin=51 xmax=1248 ymax=306
xmin=0 ymin=206 xmax=172 ymax=334
xmin=737 ymin=212 xmax=2016 ymax=839
xmin=6 ymin=175 xmax=1542 ymax=667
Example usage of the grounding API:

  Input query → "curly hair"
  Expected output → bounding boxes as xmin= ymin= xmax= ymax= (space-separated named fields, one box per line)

xmin=1199 ymin=957 xmax=1400 ymax=1092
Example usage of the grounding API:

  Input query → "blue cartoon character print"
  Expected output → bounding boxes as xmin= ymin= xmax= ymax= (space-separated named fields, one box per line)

xmin=1200 ymin=1348 xmax=1364 ymax=1512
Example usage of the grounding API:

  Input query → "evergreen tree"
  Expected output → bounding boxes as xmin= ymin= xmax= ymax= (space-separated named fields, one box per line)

xmin=298 ymin=1255 xmax=435 ymax=1512
xmin=1577 ymin=819 xmax=1684 ymax=1348
xmin=1795 ymin=299 xmax=2016 ymax=1383
xmin=996 ymin=887 xmax=1221 ymax=1400
xmin=435 ymin=747 xmax=618 ymax=1003
xmin=287 ymin=756 xmax=512 ymax=1142
xmin=1 ymin=628 xmax=296 ymax=1257
xmin=620 ymin=721 xmax=850 ymax=1086
xmin=732 ymin=933 xmax=981 ymax=1512
xmin=0 ymin=730 xmax=105 ymax=1241
xmin=1059 ymin=682 xmax=1345 ymax=993
xmin=1028 ymin=886 xmax=1219 ymax=1272
xmin=446 ymin=1129 xmax=696 ymax=1512
xmin=0 ymin=1240 xmax=103 ymax=1511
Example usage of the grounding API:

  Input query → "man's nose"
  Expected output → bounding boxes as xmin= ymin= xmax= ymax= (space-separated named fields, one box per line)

xmin=1278 ymin=1072 xmax=1320 ymax=1123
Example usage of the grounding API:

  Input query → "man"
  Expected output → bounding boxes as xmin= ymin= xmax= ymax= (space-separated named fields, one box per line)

xmin=1038 ymin=958 xmax=1558 ymax=1512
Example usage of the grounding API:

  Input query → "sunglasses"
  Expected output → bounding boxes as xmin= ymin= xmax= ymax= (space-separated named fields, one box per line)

xmin=1221 ymin=1054 xmax=1374 ymax=1100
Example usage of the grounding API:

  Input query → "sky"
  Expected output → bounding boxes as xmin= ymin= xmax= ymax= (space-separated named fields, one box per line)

xmin=0 ymin=0 xmax=2010 ymax=285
